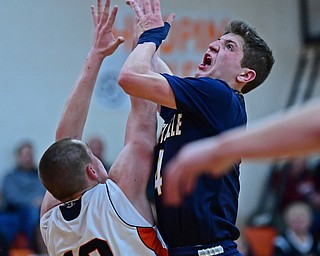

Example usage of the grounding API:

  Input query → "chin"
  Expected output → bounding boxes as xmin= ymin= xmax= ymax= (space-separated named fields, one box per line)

xmin=194 ymin=71 xmax=202 ymax=78
xmin=195 ymin=73 xmax=207 ymax=79
xmin=195 ymin=69 xmax=210 ymax=78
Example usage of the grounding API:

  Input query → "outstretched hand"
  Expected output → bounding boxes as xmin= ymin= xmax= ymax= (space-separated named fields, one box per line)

xmin=162 ymin=138 xmax=237 ymax=206
xmin=91 ymin=0 xmax=124 ymax=57
xmin=126 ymin=0 xmax=175 ymax=34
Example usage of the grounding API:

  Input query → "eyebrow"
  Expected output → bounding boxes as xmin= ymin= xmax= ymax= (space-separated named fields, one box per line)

xmin=219 ymin=37 xmax=240 ymax=49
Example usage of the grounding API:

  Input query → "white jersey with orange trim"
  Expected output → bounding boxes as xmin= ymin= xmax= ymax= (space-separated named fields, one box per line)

xmin=40 ymin=179 xmax=167 ymax=256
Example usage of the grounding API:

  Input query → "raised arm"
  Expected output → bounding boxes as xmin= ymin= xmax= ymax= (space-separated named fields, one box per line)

xmin=163 ymin=99 xmax=320 ymax=205
xmin=118 ymin=0 xmax=176 ymax=108
xmin=107 ymin=10 xmax=159 ymax=221
xmin=41 ymin=0 xmax=124 ymax=216
xmin=107 ymin=96 xmax=157 ymax=222
xmin=56 ymin=0 xmax=124 ymax=141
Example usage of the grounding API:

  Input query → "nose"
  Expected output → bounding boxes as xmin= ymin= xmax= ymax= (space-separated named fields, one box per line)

xmin=208 ymin=41 xmax=219 ymax=52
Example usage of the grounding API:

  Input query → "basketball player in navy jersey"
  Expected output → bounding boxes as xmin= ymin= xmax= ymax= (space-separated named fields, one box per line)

xmin=38 ymin=0 xmax=167 ymax=255
xmin=119 ymin=0 xmax=274 ymax=255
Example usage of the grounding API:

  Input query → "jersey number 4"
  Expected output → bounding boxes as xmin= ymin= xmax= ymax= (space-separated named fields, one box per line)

xmin=154 ymin=149 xmax=164 ymax=196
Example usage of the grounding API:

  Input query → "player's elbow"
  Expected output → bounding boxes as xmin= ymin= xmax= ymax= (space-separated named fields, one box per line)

xmin=118 ymin=69 xmax=137 ymax=96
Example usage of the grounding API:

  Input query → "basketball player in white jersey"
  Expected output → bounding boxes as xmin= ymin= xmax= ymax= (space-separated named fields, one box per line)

xmin=38 ymin=0 xmax=167 ymax=255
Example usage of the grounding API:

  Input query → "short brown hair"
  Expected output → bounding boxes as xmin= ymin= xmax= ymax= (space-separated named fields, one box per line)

xmin=224 ymin=20 xmax=275 ymax=93
xmin=38 ymin=138 xmax=91 ymax=201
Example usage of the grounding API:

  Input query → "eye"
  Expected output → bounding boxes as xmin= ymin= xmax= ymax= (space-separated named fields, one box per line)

xmin=226 ymin=43 xmax=234 ymax=51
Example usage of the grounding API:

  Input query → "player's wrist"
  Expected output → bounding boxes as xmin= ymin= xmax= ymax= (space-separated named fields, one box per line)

xmin=87 ymin=48 xmax=106 ymax=62
xmin=137 ymin=22 xmax=171 ymax=50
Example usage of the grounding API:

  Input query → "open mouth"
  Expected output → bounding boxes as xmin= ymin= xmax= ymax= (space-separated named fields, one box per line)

xmin=199 ymin=53 xmax=212 ymax=68
xmin=204 ymin=54 xmax=212 ymax=66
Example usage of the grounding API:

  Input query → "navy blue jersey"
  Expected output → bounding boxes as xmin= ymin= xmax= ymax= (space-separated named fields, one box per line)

xmin=153 ymin=74 xmax=247 ymax=248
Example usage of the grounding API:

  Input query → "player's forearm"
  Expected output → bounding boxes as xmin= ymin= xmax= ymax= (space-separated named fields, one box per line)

xmin=56 ymin=50 xmax=104 ymax=141
xmin=125 ymin=97 xmax=157 ymax=145
xmin=118 ymin=43 xmax=156 ymax=96
xmin=156 ymin=56 xmax=173 ymax=75
xmin=125 ymin=42 xmax=158 ymax=147
xmin=124 ymin=96 xmax=158 ymax=188
xmin=217 ymin=102 xmax=320 ymax=160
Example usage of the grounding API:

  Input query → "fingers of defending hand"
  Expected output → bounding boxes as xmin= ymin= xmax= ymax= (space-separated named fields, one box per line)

xmin=105 ymin=5 xmax=118 ymax=30
xmin=163 ymin=161 xmax=184 ymax=206
xmin=184 ymin=175 xmax=196 ymax=198
xmin=110 ymin=36 xmax=125 ymax=56
xmin=101 ymin=0 xmax=111 ymax=23
xmin=91 ymin=0 xmax=110 ymax=27
xmin=166 ymin=13 xmax=176 ymax=26
xmin=116 ymin=37 xmax=125 ymax=51
xmin=91 ymin=5 xmax=98 ymax=27
xmin=105 ymin=5 xmax=125 ymax=53
xmin=152 ymin=0 xmax=161 ymax=15
xmin=142 ymin=0 xmax=152 ymax=14
xmin=127 ymin=0 xmax=145 ymax=21
xmin=116 ymin=36 xmax=125 ymax=46
xmin=97 ymin=0 xmax=102 ymax=15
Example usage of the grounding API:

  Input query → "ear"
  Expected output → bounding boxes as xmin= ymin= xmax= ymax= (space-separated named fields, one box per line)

xmin=237 ymin=68 xmax=256 ymax=84
xmin=86 ymin=165 xmax=98 ymax=180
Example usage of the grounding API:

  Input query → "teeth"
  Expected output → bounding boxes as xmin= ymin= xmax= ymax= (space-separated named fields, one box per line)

xmin=205 ymin=56 xmax=211 ymax=66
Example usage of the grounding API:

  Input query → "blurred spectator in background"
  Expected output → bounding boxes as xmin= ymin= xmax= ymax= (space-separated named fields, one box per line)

xmin=273 ymin=201 xmax=320 ymax=256
xmin=0 ymin=141 xmax=46 ymax=254
xmin=87 ymin=135 xmax=112 ymax=172
xmin=270 ymin=156 xmax=320 ymax=237
xmin=271 ymin=157 xmax=314 ymax=212
xmin=308 ymin=159 xmax=320 ymax=240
